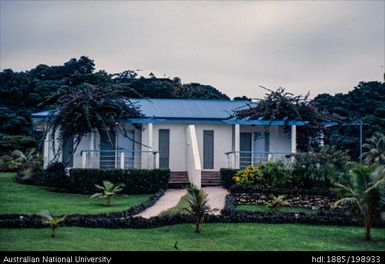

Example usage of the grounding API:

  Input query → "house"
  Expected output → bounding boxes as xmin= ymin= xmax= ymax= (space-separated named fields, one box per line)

xmin=31 ymin=99 xmax=305 ymax=188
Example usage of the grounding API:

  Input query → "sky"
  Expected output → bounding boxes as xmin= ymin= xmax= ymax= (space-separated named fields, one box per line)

xmin=0 ymin=1 xmax=384 ymax=99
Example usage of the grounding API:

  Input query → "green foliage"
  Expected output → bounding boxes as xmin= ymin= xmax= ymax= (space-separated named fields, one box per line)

xmin=333 ymin=163 xmax=385 ymax=241
xmin=0 ymin=134 xmax=37 ymax=155
xmin=232 ymin=161 xmax=291 ymax=188
xmin=42 ymin=162 xmax=68 ymax=188
xmin=90 ymin=181 xmax=125 ymax=206
xmin=39 ymin=210 xmax=66 ymax=238
xmin=46 ymin=84 xmax=142 ymax=156
xmin=291 ymin=146 xmax=351 ymax=189
xmin=11 ymin=148 xmax=43 ymax=184
xmin=265 ymin=195 xmax=289 ymax=211
xmin=0 ymin=56 xmax=230 ymax=156
xmin=220 ymin=168 xmax=239 ymax=188
xmin=261 ymin=160 xmax=291 ymax=188
xmin=361 ymin=132 xmax=385 ymax=165
xmin=230 ymin=147 xmax=350 ymax=189
xmin=314 ymin=81 xmax=385 ymax=159
xmin=0 ymin=155 xmax=18 ymax=171
xmin=1 ymin=172 xmax=150 ymax=215
xmin=233 ymin=166 xmax=266 ymax=186
xmin=185 ymin=184 xmax=216 ymax=233
xmin=236 ymin=87 xmax=339 ymax=151
xmin=69 ymin=169 xmax=170 ymax=194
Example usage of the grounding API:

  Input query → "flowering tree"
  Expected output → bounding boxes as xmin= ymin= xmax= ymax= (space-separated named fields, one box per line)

xmin=46 ymin=84 xmax=142 ymax=161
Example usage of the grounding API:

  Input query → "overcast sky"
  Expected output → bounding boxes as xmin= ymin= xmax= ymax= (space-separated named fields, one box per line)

xmin=0 ymin=1 xmax=384 ymax=99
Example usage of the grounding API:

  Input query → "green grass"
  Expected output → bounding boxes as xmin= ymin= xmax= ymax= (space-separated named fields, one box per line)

xmin=236 ymin=204 xmax=315 ymax=213
xmin=0 ymin=224 xmax=384 ymax=251
xmin=159 ymin=194 xmax=189 ymax=216
xmin=0 ymin=173 xmax=150 ymax=215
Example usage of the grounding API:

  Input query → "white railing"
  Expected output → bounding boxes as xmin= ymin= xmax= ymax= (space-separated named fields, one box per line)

xmin=225 ymin=151 xmax=297 ymax=169
xmin=80 ymin=149 xmax=159 ymax=170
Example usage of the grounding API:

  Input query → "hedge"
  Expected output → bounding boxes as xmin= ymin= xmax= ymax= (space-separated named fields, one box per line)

xmin=42 ymin=162 xmax=69 ymax=189
xmin=220 ymin=168 xmax=239 ymax=188
xmin=68 ymin=168 xmax=170 ymax=195
xmin=0 ymin=134 xmax=37 ymax=155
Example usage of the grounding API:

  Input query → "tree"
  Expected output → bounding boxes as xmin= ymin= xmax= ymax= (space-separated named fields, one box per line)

xmin=236 ymin=87 xmax=340 ymax=151
xmin=45 ymin=84 xmax=142 ymax=160
xmin=333 ymin=164 xmax=385 ymax=241
xmin=90 ymin=181 xmax=125 ymax=206
xmin=362 ymin=133 xmax=385 ymax=165
xmin=314 ymin=81 xmax=385 ymax=159
xmin=184 ymin=184 xmax=216 ymax=233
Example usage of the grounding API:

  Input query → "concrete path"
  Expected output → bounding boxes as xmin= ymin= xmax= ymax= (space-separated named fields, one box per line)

xmin=136 ymin=189 xmax=187 ymax=219
xmin=202 ymin=187 xmax=229 ymax=215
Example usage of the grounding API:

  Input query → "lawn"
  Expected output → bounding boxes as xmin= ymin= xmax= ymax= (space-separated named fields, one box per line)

xmin=0 ymin=224 xmax=384 ymax=251
xmin=236 ymin=204 xmax=315 ymax=213
xmin=0 ymin=173 xmax=150 ymax=215
xmin=159 ymin=194 xmax=189 ymax=216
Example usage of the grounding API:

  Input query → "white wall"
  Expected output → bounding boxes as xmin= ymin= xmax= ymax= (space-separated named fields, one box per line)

xmin=195 ymin=124 xmax=233 ymax=171
xmin=151 ymin=123 xmax=187 ymax=171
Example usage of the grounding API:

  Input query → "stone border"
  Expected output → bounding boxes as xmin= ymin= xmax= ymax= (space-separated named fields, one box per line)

xmin=1 ymin=193 xmax=384 ymax=229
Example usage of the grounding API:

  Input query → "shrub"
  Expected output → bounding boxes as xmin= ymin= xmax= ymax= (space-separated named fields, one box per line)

xmin=0 ymin=154 xmax=18 ymax=172
xmin=0 ymin=134 xmax=37 ymax=156
xmin=69 ymin=168 xmax=170 ymax=194
xmin=232 ymin=162 xmax=290 ymax=188
xmin=233 ymin=166 xmax=266 ymax=186
xmin=291 ymin=146 xmax=350 ymax=189
xmin=260 ymin=160 xmax=291 ymax=188
xmin=42 ymin=162 xmax=69 ymax=189
xmin=220 ymin=168 xmax=239 ymax=188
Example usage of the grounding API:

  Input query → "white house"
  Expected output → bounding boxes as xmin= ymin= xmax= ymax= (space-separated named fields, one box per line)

xmin=32 ymin=99 xmax=304 ymax=188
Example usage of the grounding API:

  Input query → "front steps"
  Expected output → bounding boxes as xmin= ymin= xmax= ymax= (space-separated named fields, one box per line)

xmin=201 ymin=171 xmax=221 ymax=186
xmin=169 ymin=171 xmax=189 ymax=187
xmin=168 ymin=171 xmax=222 ymax=187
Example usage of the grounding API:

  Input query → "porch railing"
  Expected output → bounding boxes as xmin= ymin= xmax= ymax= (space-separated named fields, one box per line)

xmin=225 ymin=151 xmax=297 ymax=169
xmin=80 ymin=149 xmax=159 ymax=170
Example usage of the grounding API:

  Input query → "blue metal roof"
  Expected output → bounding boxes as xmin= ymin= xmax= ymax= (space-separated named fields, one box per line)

xmin=32 ymin=99 xmax=329 ymax=126
xmin=130 ymin=99 xmax=253 ymax=119
xmin=32 ymin=99 xmax=254 ymax=120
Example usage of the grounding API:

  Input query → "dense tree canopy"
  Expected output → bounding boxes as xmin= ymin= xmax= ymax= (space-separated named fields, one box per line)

xmin=0 ymin=56 xmax=230 ymax=152
xmin=313 ymin=81 xmax=385 ymax=158
xmin=0 ymin=56 xmax=383 ymax=160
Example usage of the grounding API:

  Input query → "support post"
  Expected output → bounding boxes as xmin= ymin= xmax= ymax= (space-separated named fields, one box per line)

xmin=89 ymin=132 xmax=95 ymax=168
xmin=291 ymin=125 xmax=297 ymax=162
xmin=234 ymin=124 xmax=240 ymax=169
xmin=148 ymin=123 xmax=153 ymax=169
xmin=81 ymin=151 xmax=87 ymax=169
xmin=153 ymin=152 xmax=159 ymax=169
xmin=359 ymin=121 xmax=363 ymax=162
xmin=120 ymin=152 xmax=125 ymax=169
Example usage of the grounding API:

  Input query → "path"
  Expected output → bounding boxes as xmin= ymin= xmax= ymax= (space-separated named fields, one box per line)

xmin=202 ymin=187 xmax=228 ymax=215
xmin=136 ymin=189 xmax=187 ymax=219
xmin=136 ymin=186 xmax=228 ymax=218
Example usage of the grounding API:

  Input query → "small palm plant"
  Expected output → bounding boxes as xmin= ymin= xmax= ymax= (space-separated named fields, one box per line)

xmin=12 ymin=148 xmax=42 ymax=179
xmin=333 ymin=164 xmax=385 ymax=241
xmin=90 ymin=181 xmax=125 ymax=206
xmin=361 ymin=132 xmax=385 ymax=165
xmin=39 ymin=210 xmax=66 ymax=238
xmin=265 ymin=195 xmax=289 ymax=212
xmin=184 ymin=184 xmax=216 ymax=233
